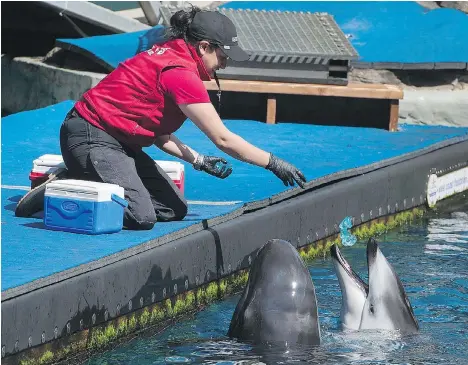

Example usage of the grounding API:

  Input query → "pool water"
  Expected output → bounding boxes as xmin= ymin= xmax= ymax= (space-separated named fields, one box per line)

xmin=85 ymin=195 xmax=468 ymax=365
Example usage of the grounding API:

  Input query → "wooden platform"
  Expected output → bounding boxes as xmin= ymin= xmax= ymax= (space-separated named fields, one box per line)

xmin=204 ymin=80 xmax=404 ymax=131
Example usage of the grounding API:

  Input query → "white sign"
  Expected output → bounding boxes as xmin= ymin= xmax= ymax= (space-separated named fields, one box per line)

xmin=427 ymin=166 xmax=468 ymax=208
xmin=147 ymin=47 xmax=169 ymax=56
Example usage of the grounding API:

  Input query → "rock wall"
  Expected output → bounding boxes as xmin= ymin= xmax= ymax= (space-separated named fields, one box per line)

xmin=418 ymin=1 xmax=468 ymax=13
xmin=1 ymin=55 xmax=105 ymax=115
xmin=349 ymin=68 xmax=468 ymax=126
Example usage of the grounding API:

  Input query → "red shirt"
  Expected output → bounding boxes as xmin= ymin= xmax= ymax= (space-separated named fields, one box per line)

xmin=74 ymin=39 xmax=212 ymax=149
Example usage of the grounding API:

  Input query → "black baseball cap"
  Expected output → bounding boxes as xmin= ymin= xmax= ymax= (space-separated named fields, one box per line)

xmin=189 ymin=11 xmax=250 ymax=62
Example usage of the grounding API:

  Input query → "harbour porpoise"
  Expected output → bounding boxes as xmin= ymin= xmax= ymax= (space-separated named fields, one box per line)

xmin=228 ymin=239 xmax=321 ymax=347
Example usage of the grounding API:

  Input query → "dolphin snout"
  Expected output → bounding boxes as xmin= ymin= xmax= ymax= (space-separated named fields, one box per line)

xmin=366 ymin=238 xmax=379 ymax=269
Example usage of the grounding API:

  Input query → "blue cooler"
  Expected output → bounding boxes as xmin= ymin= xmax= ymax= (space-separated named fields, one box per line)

xmin=44 ymin=180 xmax=128 ymax=234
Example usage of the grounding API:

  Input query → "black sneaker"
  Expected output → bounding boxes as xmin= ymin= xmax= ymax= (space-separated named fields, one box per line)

xmin=15 ymin=168 xmax=69 ymax=218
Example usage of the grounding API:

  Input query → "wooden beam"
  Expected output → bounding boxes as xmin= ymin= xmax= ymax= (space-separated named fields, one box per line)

xmin=266 ymin=95 xmax=277 ymax=124
xmin=138 ymin=1 xmax=161 ymax=26
xmin=204 ymin=79 xmax=404 ymax=100
xmin=42 ymin=1 xmax=150 ymax=33
xmin=389 ymin=99 xmax=400 ymax=131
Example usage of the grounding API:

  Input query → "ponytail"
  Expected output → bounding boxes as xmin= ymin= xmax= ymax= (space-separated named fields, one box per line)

xmin=166 ymin=5 xmax=202 ymax=43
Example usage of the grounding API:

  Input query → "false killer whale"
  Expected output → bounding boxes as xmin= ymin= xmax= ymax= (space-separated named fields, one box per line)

xmin=331 ymin=238 xmax=419 ymax=333
xmin=228 ymin=239 xmax=321 ymax=347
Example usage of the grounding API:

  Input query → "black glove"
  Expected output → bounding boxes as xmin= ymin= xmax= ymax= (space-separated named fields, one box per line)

xmin=266 ymin=153 xmax=307 ymax=189
xmin=193 ymin=154 xmax=232 ymax=179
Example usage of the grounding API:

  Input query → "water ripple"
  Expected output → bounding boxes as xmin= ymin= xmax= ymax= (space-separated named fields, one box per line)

xmin=85 ymin=202 xmax=468 ymax=365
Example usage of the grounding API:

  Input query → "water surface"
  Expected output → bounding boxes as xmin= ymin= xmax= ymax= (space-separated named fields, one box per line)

xmin=86 ymin=196 xmax=468 ymax=364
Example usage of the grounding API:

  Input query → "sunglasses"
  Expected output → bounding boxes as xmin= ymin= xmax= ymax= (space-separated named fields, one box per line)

xmin=209 ymin=43 xmax=230 ymax=60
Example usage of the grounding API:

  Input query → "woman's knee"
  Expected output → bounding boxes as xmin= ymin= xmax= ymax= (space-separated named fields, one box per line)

xmin=173 ymin=199 xmax=188 ymax=220
xmin=124 ymin=219 xmax=156 ymax=231
xmin=124 ymin=206 xmax=157 ymax=230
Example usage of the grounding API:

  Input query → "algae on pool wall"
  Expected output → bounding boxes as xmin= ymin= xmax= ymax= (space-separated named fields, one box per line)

xmin=13 ymin=269 xmax=251 ymax=365
xmin=12 ymin=207 xmax=426 ymax=365
xmin=299 ymin=208 xmax=425 ymax=263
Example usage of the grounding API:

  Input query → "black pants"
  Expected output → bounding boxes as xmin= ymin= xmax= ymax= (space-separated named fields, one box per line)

xmin=59 ymin=109 xmax=188 ymax=230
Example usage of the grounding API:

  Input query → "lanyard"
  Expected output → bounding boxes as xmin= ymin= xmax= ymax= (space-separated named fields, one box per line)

xmin=213 ymin=72 xmax=222 ymax=116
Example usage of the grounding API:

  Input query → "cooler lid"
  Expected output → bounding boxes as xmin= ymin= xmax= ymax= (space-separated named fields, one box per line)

xmin=33 ymin=154 xmax=66 ymax=168
xmin=45 ymin=179 xmax=125 ymax=199
xmin=155 ymin=160 xmax=184 ymax=174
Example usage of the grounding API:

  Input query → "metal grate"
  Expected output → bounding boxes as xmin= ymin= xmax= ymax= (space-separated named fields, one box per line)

xmin=159 ymin=5 xmax=360 ymax=84
xmin=219 ymin=8 xmax=358 ymax=62
xmin=160 ymin=6 xmax=358 ymax=62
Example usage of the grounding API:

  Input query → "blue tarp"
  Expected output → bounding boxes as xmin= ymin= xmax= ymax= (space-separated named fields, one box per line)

xmin=2 ymin=100 xmax=468 ymax=290
xmin=57 ymin=26 xmax=166 ymax=70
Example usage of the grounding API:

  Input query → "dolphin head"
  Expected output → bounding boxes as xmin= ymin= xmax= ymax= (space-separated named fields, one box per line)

xmin=330 ymin=244 xmax=368 ymax=330
xmin=331 ymin=238 xmax=419 ymax=334
xmin=359 ymin=238 xmax=419 ymax=333
xmin=228 ymin=239 xmax=321 ymax=347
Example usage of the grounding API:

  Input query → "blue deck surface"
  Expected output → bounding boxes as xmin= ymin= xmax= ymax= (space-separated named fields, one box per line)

xmin=56 ymin=1 xmax=468 ymax=70
xmin=2 ymin=101 xmax=468 ymax=291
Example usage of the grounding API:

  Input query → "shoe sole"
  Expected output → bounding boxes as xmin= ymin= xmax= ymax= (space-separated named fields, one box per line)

xmin=15 ymin=169 xmax=68 ymax=218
